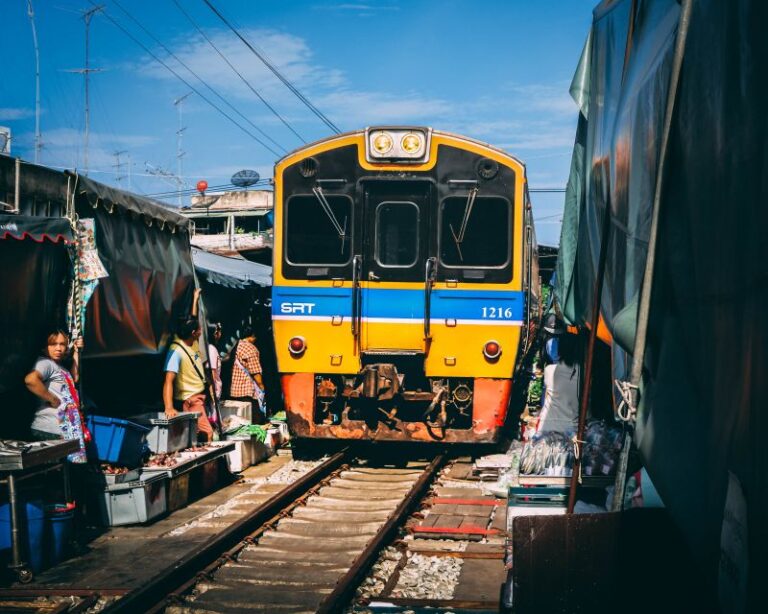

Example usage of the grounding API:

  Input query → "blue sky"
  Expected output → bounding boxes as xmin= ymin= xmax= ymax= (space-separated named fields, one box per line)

xmin=1 ymin=0 xmax=595 ymax=245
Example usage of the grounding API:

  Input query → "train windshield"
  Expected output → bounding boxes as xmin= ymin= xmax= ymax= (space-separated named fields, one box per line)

xmin=285 ymin=194 xmax=352 ymax=265
xmin=439 ymin=196 xmax=510 ymax=267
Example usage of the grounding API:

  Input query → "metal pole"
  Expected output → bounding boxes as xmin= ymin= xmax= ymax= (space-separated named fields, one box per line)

xmin=26 ymin=0 xmax=41 ymax=164
xmin=174 ymin=92 xmax=192 ymax=207
xmin=7 ymin=474 xmax=25 ymax=570
xmin=13 ymin=157 xmax=21 ymax=213
xmin=81 ymin=5 xmax=103 ymax=175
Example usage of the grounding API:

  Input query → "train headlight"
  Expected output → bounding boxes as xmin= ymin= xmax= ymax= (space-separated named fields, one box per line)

xmin=401 ymin=132 xmax=423 ymax=155
xmin=372 ymin=132 xmax=394 ymax=155
xmin=483 ymin=340 xmax=502 ymax=360
xmin=289 ymin=336 xmax=306 ymax=356
xmin=366 ymin=127 xmax=431 ymax=163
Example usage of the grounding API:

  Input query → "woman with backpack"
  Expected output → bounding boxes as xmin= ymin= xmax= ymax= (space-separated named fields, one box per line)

xmin=228 ymin=326 xmax=267 ymax=425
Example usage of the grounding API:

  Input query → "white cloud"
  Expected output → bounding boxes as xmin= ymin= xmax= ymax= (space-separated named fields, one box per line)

xmin=133 ymin=27 xmax=452 ymax=130
xmin=137 ymin=28 xmax=344 ymax=105
xmin=26 ymin=128 xmax=159 ymax=171
xmin=499 ymin=131 xmax=574 ymax=151
xmin=0 ymin=107 xmax=35 ymax=121
xmin=317 ymin=90 xmax=453 ymax=125
xmin=504 ymin=83 xmax=576 ymax=117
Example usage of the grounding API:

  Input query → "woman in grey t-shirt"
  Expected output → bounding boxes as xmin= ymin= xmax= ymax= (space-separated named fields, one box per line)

xmin=24 ymin=329 xmax=88 ymax=463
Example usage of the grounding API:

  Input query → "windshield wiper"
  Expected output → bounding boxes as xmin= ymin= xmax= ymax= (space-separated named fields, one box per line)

xmin=312 ymin=186 xmax=348 ymax=252
xmin=449 ymin=186 xmax=478 ymax=262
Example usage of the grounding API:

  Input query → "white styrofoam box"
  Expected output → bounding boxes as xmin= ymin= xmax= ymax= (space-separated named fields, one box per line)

xmin=270 ymin=421 xmax=290 ymax=444
xmin=226 ymin=438 xmax=254 ymax=473
xmin=265 ymin=428 xmax=281 ymax=455
xmin=252 ymin=440 xmax=268 ymax=464
xmin=220 ymin=400 xmax=252 ymax=423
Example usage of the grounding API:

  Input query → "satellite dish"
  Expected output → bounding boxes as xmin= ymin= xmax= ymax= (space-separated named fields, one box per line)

xmin=231 ymin=169 xmax=261 ymax=188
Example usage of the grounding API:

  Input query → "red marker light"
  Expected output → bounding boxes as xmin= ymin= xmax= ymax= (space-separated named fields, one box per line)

xmin=196 ymin=180 xmax=209 ymax=193
xmin=483 ymin=340 xmax=502 ymax=360
xmin=288 ymin=336 xmax=306 ymax=356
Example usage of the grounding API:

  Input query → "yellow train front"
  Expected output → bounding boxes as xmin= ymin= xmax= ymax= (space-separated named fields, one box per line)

xmin=272 ymin=127 xmax=538 ymax=445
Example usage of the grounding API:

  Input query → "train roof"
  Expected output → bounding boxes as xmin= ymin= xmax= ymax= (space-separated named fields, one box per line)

xmin=273 ymin=127 xmax=527 ymax=170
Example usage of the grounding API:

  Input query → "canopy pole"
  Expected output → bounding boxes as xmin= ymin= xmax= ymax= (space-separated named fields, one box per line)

xmin=13 ymin=158 xmax=20 ymax=213
xmin=65 ymin=175 xmax=84 ymax=395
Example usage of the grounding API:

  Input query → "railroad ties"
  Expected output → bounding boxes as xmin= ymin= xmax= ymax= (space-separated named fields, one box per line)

xmin=166 ymin=460 xmax=439 ymax=613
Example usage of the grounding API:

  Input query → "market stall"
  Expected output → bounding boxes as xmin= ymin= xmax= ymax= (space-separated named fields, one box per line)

xmin=0 ymin=155 xmax=196 ymax=417
xmin=0 ymin=213 xmax=74 ymax=439
xmin=0 ymin=158 xmax=246 ymax=578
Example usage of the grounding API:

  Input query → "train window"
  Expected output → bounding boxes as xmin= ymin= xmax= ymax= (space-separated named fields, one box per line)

xmin=439 ymin=196 xmax=511 ymax=268
xmin=285 ymin=194 xmax=352 ymax=266
xmin=375 ymin=201 xmax=419 ymax=267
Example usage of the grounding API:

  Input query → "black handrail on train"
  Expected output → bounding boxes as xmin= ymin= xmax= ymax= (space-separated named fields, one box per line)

xmin=352 ymin=254 xmax=362 ymax=353
xmin=423 ymin=256 xmax=437 ymax=345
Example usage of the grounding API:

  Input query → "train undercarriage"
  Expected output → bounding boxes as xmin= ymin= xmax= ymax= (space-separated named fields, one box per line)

xmin=283 ymin=355 xmax=512 ymax=444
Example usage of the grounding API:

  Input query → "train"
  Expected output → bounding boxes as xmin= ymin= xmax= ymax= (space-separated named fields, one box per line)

xmin=271 ymin=126 xmax=539 ymax=444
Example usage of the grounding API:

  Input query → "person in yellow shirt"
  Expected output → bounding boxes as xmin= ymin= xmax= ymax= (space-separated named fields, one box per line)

xmin=162 ymin=316 xmax=213 ymax=442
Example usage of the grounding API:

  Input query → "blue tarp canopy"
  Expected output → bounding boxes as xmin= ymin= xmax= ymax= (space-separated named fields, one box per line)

xmin=192 ymin=247 xmax=271 ymax=289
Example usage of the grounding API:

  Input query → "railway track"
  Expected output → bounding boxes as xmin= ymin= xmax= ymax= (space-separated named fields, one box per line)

xmin=101 ymin=450 xmax=445 ymax=614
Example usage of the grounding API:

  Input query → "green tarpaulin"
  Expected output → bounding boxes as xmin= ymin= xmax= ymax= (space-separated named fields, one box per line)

xmin=555 ymin=1 xmax=766 ymax=608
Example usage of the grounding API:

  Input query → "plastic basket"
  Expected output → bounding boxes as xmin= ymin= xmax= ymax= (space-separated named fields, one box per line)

xmin=129 ymin=412 xmax=198 ymax=454
xmin=98 ymin=474 xmax=168 ymax=526
xmin=87 ymin=415 xmax=150 ymax=468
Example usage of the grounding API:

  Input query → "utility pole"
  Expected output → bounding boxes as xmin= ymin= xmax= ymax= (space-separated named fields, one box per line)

xmin=26 ymin=0 xmax=42 ymax=164
xmin=173 ymin=92 xmax=192 ymax=207
xmin=113 ymin=150 xmax=127 ymax=186
xmin=65 ymin=5 xmax=104 ymax=175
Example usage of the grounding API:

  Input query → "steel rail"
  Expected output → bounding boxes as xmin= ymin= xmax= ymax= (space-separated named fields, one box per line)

xmin=316 ymin=453 xmax=446 ymax=614
xmin=103 ymin=449 xmax=349 ymax=614
xmin=153 ymin=457 xmax=353 ymax=613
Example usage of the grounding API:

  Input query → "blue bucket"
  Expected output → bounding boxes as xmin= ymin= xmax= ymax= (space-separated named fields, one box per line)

xmin=45 ymin=504 xmax=75 ymax=566
xmin=0 ymin=500 xmax=45 ymax=573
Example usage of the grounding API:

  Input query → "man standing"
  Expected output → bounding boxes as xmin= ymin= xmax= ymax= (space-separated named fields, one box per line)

xmin=163 ymin=317 xmax=213 ymax=442
xmin=229 ymin=326 xmax=267 ymax=424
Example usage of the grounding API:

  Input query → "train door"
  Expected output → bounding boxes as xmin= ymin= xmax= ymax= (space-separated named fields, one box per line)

xmin=359 ymin=181 xmax=433 ymax=352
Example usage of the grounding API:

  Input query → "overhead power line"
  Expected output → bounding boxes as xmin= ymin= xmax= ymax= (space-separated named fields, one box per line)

xmin=92 ymin=2 xmax=282 ymax=157
xmin=201 ymin=0 xmax=341 ymax=135
xmin=107 ymin=0 xmax=286 ymax=155
xmin=146 ymin=179 xmax=271 ymax=198
xmin=171 ymin=0 xmax=306 ymax=145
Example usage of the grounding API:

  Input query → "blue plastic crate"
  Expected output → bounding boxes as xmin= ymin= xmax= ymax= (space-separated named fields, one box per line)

xmin=86 ymin=415 xmax=150 ymax=467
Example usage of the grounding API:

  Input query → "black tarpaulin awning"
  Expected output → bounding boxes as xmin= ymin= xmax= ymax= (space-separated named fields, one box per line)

xmin=73 ymin=174 xmax=190 ymax=232
xmin=0 ymin=213 xmax=73 ymax=244
xmin=192 ymin=247 xmax=272 ymax=289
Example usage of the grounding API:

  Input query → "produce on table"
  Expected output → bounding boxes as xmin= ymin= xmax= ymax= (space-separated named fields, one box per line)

xmin=100 ymin=464 xmax=129 ymax=475
xmin=146 ymin=451 xmax=180 ymax=468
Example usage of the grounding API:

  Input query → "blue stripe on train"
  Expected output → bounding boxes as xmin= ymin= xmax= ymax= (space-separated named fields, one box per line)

xmin=272 ymin=286 xmax=525 ymax=322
